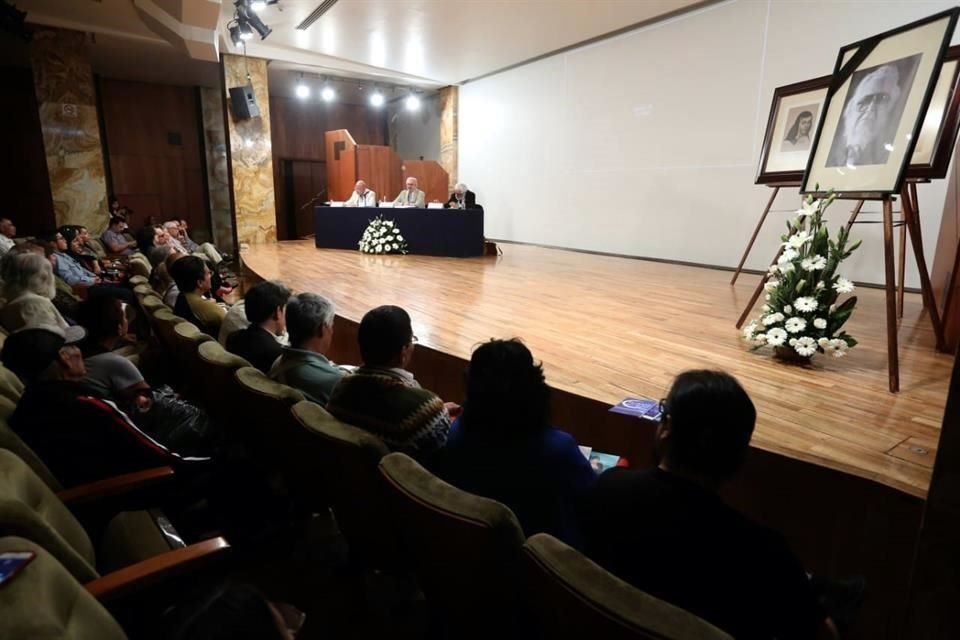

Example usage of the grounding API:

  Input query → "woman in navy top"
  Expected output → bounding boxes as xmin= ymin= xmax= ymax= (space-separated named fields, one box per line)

xmin=433 ymin=338 xmax=596 ymax=547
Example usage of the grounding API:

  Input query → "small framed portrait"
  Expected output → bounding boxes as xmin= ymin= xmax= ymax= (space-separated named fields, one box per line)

xmin=755 ymin=76 xmax=830 ymax=185
xmin=802 ymin=8 xmax=960 ymax=198
xmin=908 ymin=44 xmax=960 ymax=179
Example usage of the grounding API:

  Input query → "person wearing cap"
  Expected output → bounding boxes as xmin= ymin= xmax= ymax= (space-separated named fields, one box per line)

xmin=2 ymin=323 xmax=179 ymax=487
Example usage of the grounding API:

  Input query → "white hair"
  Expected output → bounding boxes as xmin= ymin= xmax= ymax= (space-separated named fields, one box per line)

xmin=1 ymin=252 xmax=55 ymax=300
xmin=285 ymin=292 xmax=336 ymax=347
xmin=163 ymin=221 xmax=180 ymax=230
xmin=455 ymin=182 xmax=468 ymax=191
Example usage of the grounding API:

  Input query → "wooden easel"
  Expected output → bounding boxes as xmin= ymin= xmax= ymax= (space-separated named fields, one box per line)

xmin=734 ymin=184 xmax=945 ymax=392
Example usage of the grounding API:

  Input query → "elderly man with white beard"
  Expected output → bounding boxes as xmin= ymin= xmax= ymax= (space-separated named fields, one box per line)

xmin=828 ymin=64 xmax=903 ymax=167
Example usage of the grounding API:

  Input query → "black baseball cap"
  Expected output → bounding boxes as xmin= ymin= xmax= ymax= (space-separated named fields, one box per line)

xmin=1 ymin=323 xmax=85 ymax=382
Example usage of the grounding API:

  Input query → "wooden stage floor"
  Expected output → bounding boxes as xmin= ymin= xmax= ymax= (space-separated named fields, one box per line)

xmin=242 ymin=241 xmax=952 ymax=498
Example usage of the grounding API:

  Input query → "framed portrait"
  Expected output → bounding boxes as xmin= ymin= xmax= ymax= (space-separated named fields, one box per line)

xmin=801 ymin=9 xmax=960 ymax=198
xmin=755 ymin=75 xmax=830 ymax=185
xmin=908 ymin=44 xmax=960 ymax=179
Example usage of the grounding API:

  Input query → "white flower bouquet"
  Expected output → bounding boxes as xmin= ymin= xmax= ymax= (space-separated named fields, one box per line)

xmin=358 ymin=216 xmax=409 ymax=255
xmin=743 ymin=191 xmax=861 ymax=360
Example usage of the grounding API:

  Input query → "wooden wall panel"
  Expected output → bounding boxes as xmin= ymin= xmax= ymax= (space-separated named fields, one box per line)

xmin=99 ymin=79 xmax=207 ymax=231
xmin=269 ymin=97 xmax=386 ymax=162
xmin=402 ymin=159 xmax=449 ymax=204
xmin=0 ymin=67 xmax=55 ymax=235
xmin=324 ymin=130 xmax=357 ymax=202
xmin=357 ymin=145 xmax=402 ymax=202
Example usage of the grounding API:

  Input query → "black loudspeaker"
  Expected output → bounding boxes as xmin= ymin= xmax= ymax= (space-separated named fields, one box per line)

xmin=229 ymin=83 xmax=260 ymax=120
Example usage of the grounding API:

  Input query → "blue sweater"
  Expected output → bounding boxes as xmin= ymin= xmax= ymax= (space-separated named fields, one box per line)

xmin=434 ymin=417 xmax=596 ymax=547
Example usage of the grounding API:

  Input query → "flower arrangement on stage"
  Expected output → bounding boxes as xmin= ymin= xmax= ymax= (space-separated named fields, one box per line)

xmin=358 ymin=216 xmax=409 ymax=255
xmin=743 ymin=191 xmax=861 ymax=360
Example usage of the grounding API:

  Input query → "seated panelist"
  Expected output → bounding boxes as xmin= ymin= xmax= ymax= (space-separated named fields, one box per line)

xmin=392 ymin=177 xmax=426 ymax=208
xmin=345 ymin=180 xmax=377 ymax=207
xmin=445 ymin=182 xmax=478 ymax=209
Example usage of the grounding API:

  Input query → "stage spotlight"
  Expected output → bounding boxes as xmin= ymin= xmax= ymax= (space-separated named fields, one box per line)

xmin=405 ymin=94 xmax=421 ymax=111
xmin=235 ymin=2 xmax=272 ymax=40
xmin=250 ymin=0 xmax=267 ymax=10
xmin=370 ymin=91 xmax=385 ymax=107
xmin=321 ymin=86 xmax=336 ymax=102
xmin=239 ymin=22 xmax=254 ymax=40
xmin=229 ymin=23 xmax=243 ymax=47
xmin=295 ymin=76 xmax=310 ymax=99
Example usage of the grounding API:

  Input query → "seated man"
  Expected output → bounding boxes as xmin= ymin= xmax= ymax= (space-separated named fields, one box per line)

xmin=179 ymin=218 xmax=224 ymax=265
xmin=49 ymin=230 xmax=135 ymax=306
xmin=0 ymin=217 xmax=17 ymax=256
xmin=345 ymin=180 xmax=376 ymax=207
xmin=101 ymin=216 xmax=137 ymax=255
xmin=137 ymin=225 xmax=174 ymax=268
xmin=269 ymin=292 xmax=346 ymax=404
xmin=0 ymin=251 xmax=69 ymax=332
xmin=2 ymin=323 xmax=181 ymax=487
xmin=225 ymin=281 xmax=290 ymax=374
xmin=326 ymin=305 xmax=450 ymax=459
xmin=581 ymin=370 xmax=826 ymax=640
xmin=445 ymin=182 xmax=479 ymax=209
xmin=170 ymin=256 xmax=225 ymax=336
xmin=392 ymin=177 xmax=426 ymax=208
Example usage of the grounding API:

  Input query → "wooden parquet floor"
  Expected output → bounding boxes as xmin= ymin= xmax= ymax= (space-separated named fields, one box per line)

xmin=242 ymin=241 xmax=952 ymax=497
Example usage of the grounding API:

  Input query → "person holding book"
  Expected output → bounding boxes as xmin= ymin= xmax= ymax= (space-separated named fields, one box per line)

xmin=432 ymin=338 xmax=595 ymax=547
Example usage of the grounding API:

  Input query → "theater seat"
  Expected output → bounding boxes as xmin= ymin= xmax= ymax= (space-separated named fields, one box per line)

xmin=0 ymin=450 xmax=229 ymax=595
xmin=378 ymin=452 xmax=526 ymax=638
xmin=0 ymin=364 xmax=24 ymax=420
xmin=291 ymin=400 xmax=394 ymax=565
xmin=195 ymin=341 xmax=251 ymax=427
xmin=127 ymin=255 xmax=151 ymax=279
xmin=0 ymin=536 xmax=128 ymax=640
xmin=233 ymin=367 xmax=303 ymax=460
xmin=139 ymin=294 xmax=167 ymax=318
xmin=522 ymin=533 xmax=733 ymax=640
xmin=0 ymin=417 xmax=62 ymax=491
xmin=127 ymin=275 xmax=149 ymax=287
xmin=87 ymin=237 xmax=108 ymax=259
xmin=168 ymin=322 xmax=214 ymax=399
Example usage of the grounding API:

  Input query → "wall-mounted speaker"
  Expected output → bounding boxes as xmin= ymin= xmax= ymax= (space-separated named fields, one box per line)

xmin=229 ymin=83 xmax=260 ymax=120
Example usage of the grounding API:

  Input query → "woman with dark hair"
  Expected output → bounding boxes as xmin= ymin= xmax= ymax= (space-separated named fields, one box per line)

xmin=433 ymin=338 xmax=595 ymax=546
xmin=783 ymin=110 xmax=814 ymax=150
xmin=60 ymin=225 xmax=102 ymax=275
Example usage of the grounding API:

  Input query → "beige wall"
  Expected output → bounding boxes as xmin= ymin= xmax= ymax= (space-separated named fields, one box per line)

xmin=200 ymin=86 xmax=234 ymax=252
xmin=460 ymin=0 xmax=960 ymax=286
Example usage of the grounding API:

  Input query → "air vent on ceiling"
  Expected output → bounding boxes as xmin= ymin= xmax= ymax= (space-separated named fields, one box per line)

xmin=296 ymin=0 xmax=339 ymax=30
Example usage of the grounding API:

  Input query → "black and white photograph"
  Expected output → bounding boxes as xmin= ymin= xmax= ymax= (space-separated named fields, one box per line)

xmin=780 ymin=104 xmax=819 ymax=152
xmin=755 ymin=76 xmax=830 ymax=184
xmin=825 ymin=56 xmax=920 ymax=167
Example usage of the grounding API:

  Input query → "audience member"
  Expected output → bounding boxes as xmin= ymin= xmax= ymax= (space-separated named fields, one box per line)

xmin=163 ymin=220 xmax=190 ymax=254
xmin=165 ymin=582 xmax=300 ymax=640
xmin=225 ymin=281 xmax=290 ymax=374
xmin=179 ymin=218 xmax=226 ymax=263
xmin=581 ymin=370 xmax=825 ymax=640
xmin=137 ymin=225 xmax=173 ymax=267
xmin=269 ymin=292 xmax=346 ymax=404
xmin=101 ymin=215 xmax=137 ymax=255
xmin=77 ymin=297 xmax=147 ymax=401
xmin=50 ymin=229 xmax=136 ymax=306
xmin=171 ymin=256 xmax=225 ymax=336
xmin=0 ymin=251 xmax=68 ymax=331
xmin=327 ymin=305 xmax=449 ymax=458
xmin=0 ymin=217 xmax=16 ymax=255
xmin=434 ymin=339 xmax=595 ymax=546
xmin=154 ymin=251 xmax=187 ymax=308
xmin=60 ymin=226 xmax=101 ymax=275
xmin=2 ymin=324 xmax=180 ymax=487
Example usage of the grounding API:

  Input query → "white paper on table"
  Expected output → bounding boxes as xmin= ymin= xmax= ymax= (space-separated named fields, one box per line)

xmin=427 ymin=202 xmax=444 ymax=209
xmin=329 ymin=201 xmax=344 ymax=208
xmin=379 ymin=202 xmax=395 ymax=208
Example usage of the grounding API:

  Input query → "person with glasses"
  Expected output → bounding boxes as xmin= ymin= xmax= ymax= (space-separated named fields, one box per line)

xmin=327 ymin=305 xmax=450 ymax=460
xmin=581 ymin=370 xmax=828 ymax=640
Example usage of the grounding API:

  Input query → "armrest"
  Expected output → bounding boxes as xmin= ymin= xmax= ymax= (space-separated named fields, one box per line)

xmin=86 ymin=537 xmax=230 ymax=603
xmin=57 ymin=466 xmax=176 ymax=508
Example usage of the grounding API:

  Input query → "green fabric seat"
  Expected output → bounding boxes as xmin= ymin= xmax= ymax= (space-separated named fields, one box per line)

xmin=234 ymin=367 xmax=304 ymax=459
xmin=378 ymin=452 xmax=526 ymax=637
xmin=87 ymin=237 xmax=108 ymax=259
xmin=523 ymin=533 xmax=734 ymax=640
xmin=0 ymin=418 xmax=62 ymax=491
xmin=196 ymin=341 xmax=251 ymax=427
xmin=168 ymin=322 xmax=215 ymax=398
xmin=0 ymin=536 xmax=128 ymax=640
xmin=127 ymin=275 xmax=149 ymax=287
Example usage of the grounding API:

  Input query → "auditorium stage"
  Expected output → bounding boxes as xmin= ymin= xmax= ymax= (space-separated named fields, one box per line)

xmin=242 ymin=240 xmax=952 ymax=498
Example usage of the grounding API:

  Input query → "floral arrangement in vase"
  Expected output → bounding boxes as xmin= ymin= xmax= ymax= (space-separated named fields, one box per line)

xmin=743 ymin=191 xmax=861 ymax=360
xmin=358 ymin=216 xmax=409 ymax=255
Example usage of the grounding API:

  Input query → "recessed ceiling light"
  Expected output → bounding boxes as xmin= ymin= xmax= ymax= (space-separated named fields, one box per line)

xmin=370 ymin=91 xmax=385 ymax=107
xmin=405 ymin=94 xmax=420 ymax=111
xmin=321 ymin=86 xmax=336 ymax=102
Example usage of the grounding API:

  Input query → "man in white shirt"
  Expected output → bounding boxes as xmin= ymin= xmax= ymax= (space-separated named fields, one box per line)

xmin=392 ymin=177 xmax=426 ymax=208
xmin=345 ymin=180 xmax=377 ymax=207
xmin=0 ymin=218 xmax=17 ymax=256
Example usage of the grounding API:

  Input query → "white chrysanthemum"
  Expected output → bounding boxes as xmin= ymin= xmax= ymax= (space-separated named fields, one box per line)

xmin=764 ymin=280 xmax=779 ymax=292
xmin=794 ymin=336 xmax=817 ymax=357
xmin=788 ymin=338 xmax=797 ymax=346
xmin=818 ymin=337 xmax=830 ymax=347
xmin=375 ymin=245 xmax=383 ymax=253
xmin=794 ymin=296 xmax=818 ymax=312
xmin=384 ymin=221 xmax=394 ymax=227
xmin=762 ymin=312 xmax=784 ymax=326
xmin=833 ymin=277 xmax=855 ymax=294
xmin=779 ymin=263 xmax=796 ymax=274
xmin=768 ymin=265 xmax=779 ymax=275
xmin=752 ymin=333 xmax=768 ymax=346
xmin=784 ymin=305 xmax=792 ymax=314
xmin=761 ymin=304 xmax=771 ymax=312
xmin=392 ymin=243 xmax=399 ymax=250
xmin=813 ymin=318 xmax=827 ymax=330
xmin=778 ymin=248 xmax=799 ymax=265
xmin=785 ymin=317 xmax=806 ymax=333
xmin=801 ymin=255 xmax=827 ymax=271
xmin=795 ymin=199 xmax=821 ymax=218
xmin=743 ymin=323 xmax=757 ymax=340
xmin=828 ymin=338 xmax=849 ymax=358
xmin=396 ymin=235 xmax=404 ymax=241
xmin=786 ymin=230 xmax=813 ymax=249
xmin=766 ymin=327 xmax=788 ymax=346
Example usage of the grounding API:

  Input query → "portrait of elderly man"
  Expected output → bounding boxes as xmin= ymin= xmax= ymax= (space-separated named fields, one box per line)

xmin=826 ymin=55 xmax=920 ymax=167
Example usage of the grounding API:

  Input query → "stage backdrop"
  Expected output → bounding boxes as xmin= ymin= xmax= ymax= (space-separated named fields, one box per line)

xmin=459 ymin=0 xmax=960 ymax=287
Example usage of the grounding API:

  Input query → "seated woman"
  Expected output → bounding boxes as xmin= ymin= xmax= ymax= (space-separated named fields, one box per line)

xmin=432 ymin=338 xmax=596 ymax=547
xmin=60 ymin=225 xmax=102 ymax=276
xmin=170 ymin=255 xmax=226 ymax=336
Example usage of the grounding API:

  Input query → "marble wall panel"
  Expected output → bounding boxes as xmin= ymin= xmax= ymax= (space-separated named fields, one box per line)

xmin=30 ymin=28 xmax=108 ymax=233
xmin=222 ymin=54 xmax=276 ymax=248
xmin=439 ymin=85 xmax=458 ymax=192
xmin=200 ymin=86 xmax=235 ymax=252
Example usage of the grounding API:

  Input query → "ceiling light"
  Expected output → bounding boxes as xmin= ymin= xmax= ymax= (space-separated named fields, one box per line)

xmin=250 ymin=0 xmax=267 ymax=10
xmin=321 ymin=86 xmax=336 ymax=102
xmin=405 ymin=94 xmax=421 ymax=111
xmin=370 ymin=91 xmax=384 ymax=107
xmin=295 ymin=75 xmax=309 ymax=99
xmin=239 ymin=22 xmax=254 ymax=40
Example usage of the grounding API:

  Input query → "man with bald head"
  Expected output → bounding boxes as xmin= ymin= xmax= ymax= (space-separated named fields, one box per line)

xmin=346 ymin=180 xmax=377 ymax=207
xmin=393 ymin=177 xmax=426 ymax=208
xmin=827 ymin=60 xmax=916 ymax=167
